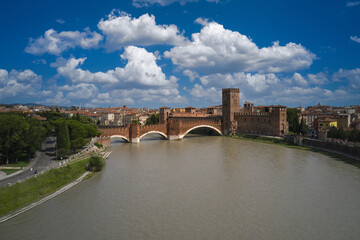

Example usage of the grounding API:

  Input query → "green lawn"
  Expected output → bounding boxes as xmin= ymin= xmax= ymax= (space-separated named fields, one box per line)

xmin=0 ymin=169 xmax=20 ymax=175
xmin=3 ymin=161 xmax=29 ymax=168
xmin=0 ymin=159 xmax=89 ymax=217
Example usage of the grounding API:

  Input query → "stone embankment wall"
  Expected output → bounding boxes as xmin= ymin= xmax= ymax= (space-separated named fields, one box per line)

xmin=302 ymin=138 xmax=360 ymax=161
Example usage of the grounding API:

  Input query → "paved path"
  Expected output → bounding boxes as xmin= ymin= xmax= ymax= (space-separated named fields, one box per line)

xmin=0 ymin=137 xmax=57 ymax=188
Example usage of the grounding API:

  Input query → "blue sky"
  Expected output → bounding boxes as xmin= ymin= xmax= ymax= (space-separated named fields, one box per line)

xmin=0 ymin=0 xmax=359 ymax=108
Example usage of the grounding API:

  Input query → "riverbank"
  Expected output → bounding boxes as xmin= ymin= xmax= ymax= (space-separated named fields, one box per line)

xmin=228 ymin=134 xmax=360 ymax=168
xmin=0 ymin=158 xmax=90 ymax=218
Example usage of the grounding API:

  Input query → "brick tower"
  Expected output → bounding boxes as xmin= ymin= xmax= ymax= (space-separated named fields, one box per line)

xmin=159 ymin=107 xmax=171 ymax=124
xmin=222 ymin=88 xmax=240 ymax=134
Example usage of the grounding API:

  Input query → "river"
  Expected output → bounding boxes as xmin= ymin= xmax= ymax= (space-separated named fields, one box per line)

xmin=1 ymin=135 xmax=360 ymax=240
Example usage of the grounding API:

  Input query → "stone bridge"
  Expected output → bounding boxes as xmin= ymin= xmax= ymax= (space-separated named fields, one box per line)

xmin=98 ymin=118 xmax=222 ymax=144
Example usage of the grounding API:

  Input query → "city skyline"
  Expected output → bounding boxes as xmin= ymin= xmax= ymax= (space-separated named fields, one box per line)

xmin=0 ymin=0 xmax=359 ymax=108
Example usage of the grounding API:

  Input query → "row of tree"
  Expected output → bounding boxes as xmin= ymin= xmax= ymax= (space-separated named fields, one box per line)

xmin=0 ymin=111 xmax=100 ymax=164
xmin=0 ymin=113 xmax=47 ymax=164
xmin=46 ymin=112 xmax=99 ymax=159
xmin=327 ymin=127 xmax=360 ymax=142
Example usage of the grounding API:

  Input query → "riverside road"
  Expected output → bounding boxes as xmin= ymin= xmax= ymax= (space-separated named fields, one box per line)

xmin=0 ymin=137 xmax=57 ymax=188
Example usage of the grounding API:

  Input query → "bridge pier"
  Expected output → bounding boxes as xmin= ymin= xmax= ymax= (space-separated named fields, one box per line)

xmin=130 ymin=137 xmax=140 ymax=144
xmin=168 ymin=135 xmax=181 ymax=140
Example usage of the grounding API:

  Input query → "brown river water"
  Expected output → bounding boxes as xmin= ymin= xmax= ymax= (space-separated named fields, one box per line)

xmin=1 ymin=135 xmax=360 ymax=240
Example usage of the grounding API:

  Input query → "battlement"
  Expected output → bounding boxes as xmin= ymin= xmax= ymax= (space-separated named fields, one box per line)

xmin=222 ymin=88 xmax=239 ymax=93
xmin=235 ymin=112 xmax=271 ymax=117
xmin=139 ymin=124 xmax=167 ymax=130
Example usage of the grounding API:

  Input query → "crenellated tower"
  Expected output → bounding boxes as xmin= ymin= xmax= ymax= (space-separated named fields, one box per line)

xmin=222 ymin=88 xmax=240 ymax=135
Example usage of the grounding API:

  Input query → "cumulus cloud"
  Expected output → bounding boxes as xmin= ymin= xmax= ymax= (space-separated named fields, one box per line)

xmin=25 ymin=28 xmax=103 ymax=55
xmin=90 ymin=87 xmax=187 ymax=107
xmin=55 ymin=46 xmax=176 ymax=89
xmin=189 ymin=84 xmax=220 ymax=102
xmin=291 ymin=73 xmax=308 ymax=86
xmin=51 ymin=46 xmax=186 ymax=106
xmin=165 ymin=20 xmax=315 ymax=74
xmin=350 ymin=35 xmax=360 ymax=43
xmin=332 ymin=68 xmax=360 ymax=91
xmin=132 ymin=0 xmax=218 ymax=7
xmin=59 ymin=83 xmax=98 ymax=99
xmin=183 ymin=69 xmax=199 ymax=81
xmin=0 ymin=69 xmax=42 ymax=97
xmin=346 ymin=1 xmax=360 ymax=7
xmin=188 ymin=68 xmax=360 ymax=106
xmin=98 ymin=10 xmax=186 ymax=51
xmin=45 ymin=91 xmax=70 ymax=105
xmin=199 ymin=72 xmax=279 ymax=93
xmin=307 ymin=72 xmax=328 ymax=84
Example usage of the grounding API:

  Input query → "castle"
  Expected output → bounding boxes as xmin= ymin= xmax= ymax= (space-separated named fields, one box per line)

xmin=159 ymin=88 xmax=288 ymax=137
xmin=222 ymin=88 xmax=288 ymax=136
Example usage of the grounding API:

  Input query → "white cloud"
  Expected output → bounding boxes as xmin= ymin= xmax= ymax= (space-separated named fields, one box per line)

xmin=291 ymin=73 xmax=308 ymax=86
xmin=90 ymin=87 xmax=187 ymax=107
xmin=55 ymin=46 xmax=176 ymax=88
xmin=200 ymin=72 xmax=279 ymax=93
xmin=52 ymin=46 xmax=186 ymax=106
xmin=59 ymin=83 xmax=98 ymax=99
xmin=45 ymin=91 xmax=70 ymax=105
xmin=56 ymin=19 xmax=65 ymax=24
xmin=189 ymin=84 xmax=220 ymax=102
xmin=132 ymin=0 xmax=218 ymax=7
xmin=350 ymin=35 xmax=360 ymax=43
xmin=307 ymin=72 xmax=328 ymax=84
xmin=32 ymin=59 xmax=47 ymax=65
xmin=0 ymin=69 xmax=42 ymax=97
xmin=164 ymin=20 xmax=315 ymax=74
xmin=346 ymin=1 xmax=360 ymax=7
xmin=183 ymin=69 xmax=199 ymax=81
xmin=188 ymin=67 xmax=360 ymax=106
xmin=332 ymin=68 xmax=360 ymax=91
xmin=25 ymin=28 xmax=103 ymax=55
xmin=98 ymin=10 xmax=186 ymax=51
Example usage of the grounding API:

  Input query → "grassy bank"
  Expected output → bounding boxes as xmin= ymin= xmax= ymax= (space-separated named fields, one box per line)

xmin=0 ymin=169 xmax=20 ymax=175
xmin=0 ymin=159 xmax=89 ymax=217
xmin=228 ymin=134 xmax=360 ymax=168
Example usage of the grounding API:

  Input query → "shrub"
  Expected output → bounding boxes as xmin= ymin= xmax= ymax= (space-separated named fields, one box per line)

xmin=94 ymin=142 xmax=103 ymax=149
xmin=87 ymin=155 xmax=105 ymax=172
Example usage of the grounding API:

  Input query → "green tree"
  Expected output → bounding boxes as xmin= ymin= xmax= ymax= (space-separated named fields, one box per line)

xmin=145 ymin=113 xmax=159 ymax=125
xmin=71 ymin=137 xmax=86 ymax=151
xmin=23 ymin=117 xmax=46 ymax=159
xmin=337 ymin=127 xmax=347 ymax=140
xmin=287 ymin=108 xmax=300 ymax=134
xmin=299 ymin=118 xmax=308 ymax=136
xmin=87 ymin=155 xmax=105 ymax=172
xmin=39 ymin=110 xmax=61 ymax=121
xmin=0 ymin=113 xmax=46 ymax=164
xmin=56 ymin=120 xmax=71 ymax=159
xmin=348 ymin=129 xmax=359 ymax=143
xmin=327 ymin=126 xmax=338 ymax=138
xmin=0 ymin=114 xmax=26 ymax=164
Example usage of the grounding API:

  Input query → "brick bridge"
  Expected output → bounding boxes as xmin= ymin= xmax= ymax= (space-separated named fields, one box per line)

xmin=98 ymin=118 xmax=222 ymax=144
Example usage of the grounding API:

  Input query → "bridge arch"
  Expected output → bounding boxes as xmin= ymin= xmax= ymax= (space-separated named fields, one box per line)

xmin=179 ymin=125 xmax=222 ymax=139
xmin=110 ymin=135 xmax=130 ymax=143
xmin=139 ymin=131 xmax=168 ymax=141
